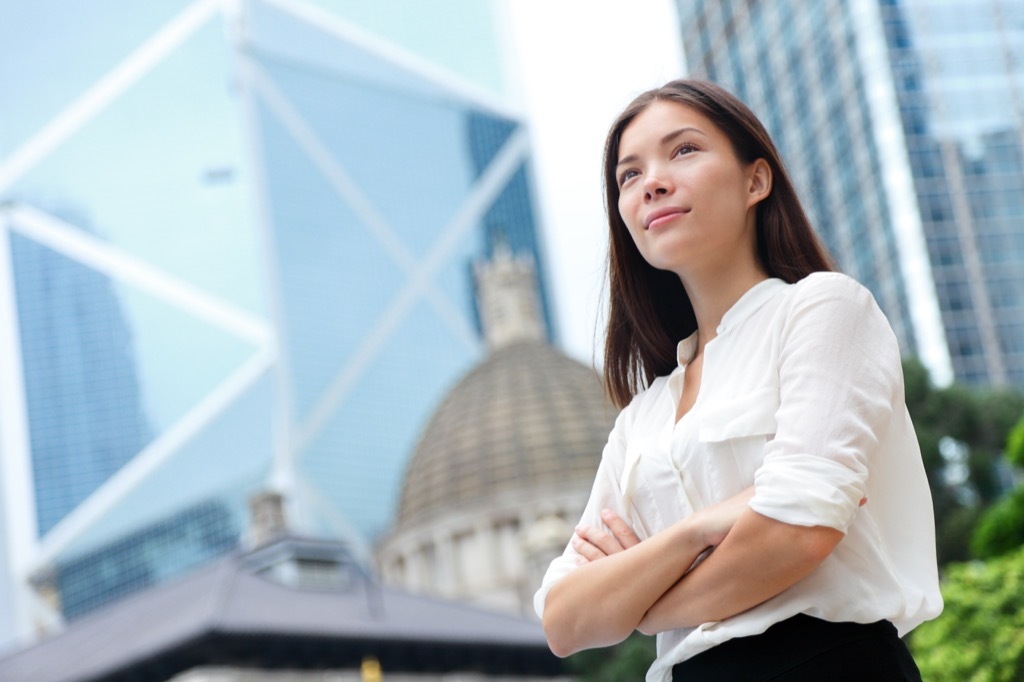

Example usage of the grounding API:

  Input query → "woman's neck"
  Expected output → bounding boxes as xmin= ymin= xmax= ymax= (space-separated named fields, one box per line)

xmin=681 ymin=265 xmax=769 ymax=355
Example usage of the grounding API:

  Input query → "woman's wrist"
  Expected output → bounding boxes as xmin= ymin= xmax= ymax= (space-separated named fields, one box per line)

xmin=692 ymin=487 xmax=756 ymax=548
xmin=667 ymin=514 xmax=714 ymax=559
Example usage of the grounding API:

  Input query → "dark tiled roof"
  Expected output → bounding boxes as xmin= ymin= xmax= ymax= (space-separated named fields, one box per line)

xmin=0 ymin=538 xmax=559 ymax=682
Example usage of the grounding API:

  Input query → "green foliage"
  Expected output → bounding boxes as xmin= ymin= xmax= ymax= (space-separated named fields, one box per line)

xmin=972 ymin=487 xmax=1024 ymax=559
xmin=566 ymin=631 xmax=656 ymax=681
xmin=910 ymin=546 xmax=1024 ymax=682
xmin=937 ymin=504 xmax=983 ymax=564
xmin=970 ymin=409 xmax=1024 ymax=561
xmin=902 ymin=358 xmax=1024 ymax=565
xmin=911 ymin=388 xmax=1024 ymax=679
xmin=1007 ymin=416 xmax=1024 ymax=467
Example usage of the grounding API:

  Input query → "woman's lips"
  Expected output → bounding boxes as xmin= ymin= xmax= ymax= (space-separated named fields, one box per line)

xmin=645 ymin=207 xmax=690 ymax=230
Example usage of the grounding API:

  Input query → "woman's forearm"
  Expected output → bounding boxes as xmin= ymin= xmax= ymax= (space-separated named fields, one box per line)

xmin=543 ymin=487 xmax=756 ymax=656
xmin=542 ymin=514 xmax=708 ymax=657
xmin=638 ymin=509 xmax=843 ymax=634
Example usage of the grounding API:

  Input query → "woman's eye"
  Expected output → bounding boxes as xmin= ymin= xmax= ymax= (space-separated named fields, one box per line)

xmin=619 ymin=169 xmax=639 ymax=187
xmin=674 ymin=143 xmax=698 ymax=157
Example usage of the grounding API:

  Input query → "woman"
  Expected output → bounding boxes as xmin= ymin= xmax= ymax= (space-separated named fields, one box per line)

xmin=534 ymin=79 xmax=942 ymax=681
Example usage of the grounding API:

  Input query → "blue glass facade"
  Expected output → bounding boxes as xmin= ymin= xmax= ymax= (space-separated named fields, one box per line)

xmin=468 ymin=112 xmax=555 ymax=337
xmin=10 ymin=227 xmax=151 ymax=536
xmin=879 ymin=0 xmax=1024 ymax=386
xmin=0 ymin=0 xmax=546 ymax=634
xmin=54 ymin=499 xmax=238 ymax=620
xmin=675 ymin=0 xmax=1024 ymax=388
xmin=676 ymin=0 xmax=919 ymax=358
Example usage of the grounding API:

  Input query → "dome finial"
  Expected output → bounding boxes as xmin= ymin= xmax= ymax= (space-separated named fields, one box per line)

xmin=474 ymin=244 xmax=546 ymax=349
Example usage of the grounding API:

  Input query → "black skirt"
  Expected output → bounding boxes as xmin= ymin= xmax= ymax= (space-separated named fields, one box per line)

xmin=671 ymin=613 xmax=922 ymax=681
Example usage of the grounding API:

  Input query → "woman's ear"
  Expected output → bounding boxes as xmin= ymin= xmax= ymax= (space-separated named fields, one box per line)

xmin=747 ymin=159 xmax=772 ymax=206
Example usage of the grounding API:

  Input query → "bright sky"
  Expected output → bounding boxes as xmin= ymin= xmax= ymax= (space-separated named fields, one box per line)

xmin=503 ymin=0 xmax=686 ymax=368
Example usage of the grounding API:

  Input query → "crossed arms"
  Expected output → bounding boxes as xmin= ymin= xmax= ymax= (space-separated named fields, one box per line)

xmin=540 ymin=487 xmax=843 ymax=658
xmin=541 ymin=278 xmax=897 ymax=657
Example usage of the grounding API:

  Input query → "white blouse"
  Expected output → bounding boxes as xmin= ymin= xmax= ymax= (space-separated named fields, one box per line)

xmin=535 ymin=273 xmax=943 ymax=682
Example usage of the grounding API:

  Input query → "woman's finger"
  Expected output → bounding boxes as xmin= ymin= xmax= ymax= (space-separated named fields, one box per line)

xmin=574 ymin=524 xmax=623 ymax=557
xmin=601 ymin=508 xmax=641 ymax=549
xmin=572 ymin=531 xmax=607 ymax=562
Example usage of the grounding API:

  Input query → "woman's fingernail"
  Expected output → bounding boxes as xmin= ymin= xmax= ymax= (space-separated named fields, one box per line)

xmin=601 ymin=508 xmax=613 ymax=518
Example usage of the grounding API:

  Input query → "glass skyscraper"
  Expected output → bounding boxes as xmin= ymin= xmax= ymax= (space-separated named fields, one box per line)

xmin=9 ymin=220 xmax=152 ymax=537
xmin=675 ymin=0 xmax=1024 ymax=388
xmin=0 ymin=0 xmax=548 ymax=648
xmin=880 ymin=0 xmax=1024 ymax=385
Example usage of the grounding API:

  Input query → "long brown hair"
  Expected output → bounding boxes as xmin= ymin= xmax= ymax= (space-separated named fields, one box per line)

xmin=603 ymin=79 xmax=835 ymax=408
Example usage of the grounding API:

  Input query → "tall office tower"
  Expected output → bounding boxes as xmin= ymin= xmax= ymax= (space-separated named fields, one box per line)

xmin=8 ymin=219 xmax=152 ymax=538
xmin=676 ymin=0 xmax=1024 ymax=387
xmin=0 ymin=0 xmax=548 ymax=648
xmin=880 ymin=0 xmax=1024 ymax=385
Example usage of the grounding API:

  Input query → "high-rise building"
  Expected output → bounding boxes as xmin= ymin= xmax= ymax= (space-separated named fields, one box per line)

xmin=675 ymin=0 xmax=1024 ymax=388
xmin=879 ymin=0 xmax=1024 ymax=385
xmin=8 ymin=219 xmax=152 ymax=538
xmin=0 ymin=0 xmax=548 ymax=648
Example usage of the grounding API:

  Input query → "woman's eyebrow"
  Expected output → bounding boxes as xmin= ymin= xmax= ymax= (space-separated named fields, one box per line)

xmin=617 ymin=127 xmax=707 ymax=167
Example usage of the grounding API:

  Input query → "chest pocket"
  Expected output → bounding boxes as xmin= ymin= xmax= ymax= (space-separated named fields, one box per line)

xmin=697 ymin=386 xmax=779 ymax=484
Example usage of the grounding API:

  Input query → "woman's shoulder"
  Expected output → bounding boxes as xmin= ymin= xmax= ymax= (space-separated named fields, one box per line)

xmin=784 ymin=271 xmax=880 ymax=314
xmin=615 ymin=373 xmax=673 ymax=426
xmin=791 ymin=270 xmax=870 ymax=296
xmin=628 ymin=373 xmax=673 ymax=409
xmin=598 ymin=373 xmax=673 ymax=461
xmin=779 ymin=271 xmax=898 ymax=351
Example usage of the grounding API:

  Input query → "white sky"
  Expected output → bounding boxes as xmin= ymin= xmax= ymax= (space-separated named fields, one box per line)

xmin=502 ymin=0 xmax=686 ymax=368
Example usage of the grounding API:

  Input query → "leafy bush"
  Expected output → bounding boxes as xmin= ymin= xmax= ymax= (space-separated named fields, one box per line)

xmin=1007 ymin=416 xmax=1024 ymax=467
xmin=910 ymin=546 xmax=1024 ymax=682
xmin=970 ymin=408 xmax=1024 ymax=560
xmin=901 ymin=358 xmax=1024 ymax=565
xmin=971 ymin=486 xmax=1024 ymax=559
xmin=566 ymin=631 xmax=656 ymax=681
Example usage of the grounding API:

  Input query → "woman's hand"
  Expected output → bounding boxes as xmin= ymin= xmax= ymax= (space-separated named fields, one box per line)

xmin=542 ymin=507 xmax=719 ymax=656
xmin=572 ymin=508 xmax=641 ymax=565
xmin=573 ymin=489 xmax=755 ymax=568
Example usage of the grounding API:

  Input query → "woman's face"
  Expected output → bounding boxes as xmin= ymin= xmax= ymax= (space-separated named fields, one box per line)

xmin=615 ymin=99 xmax=768 ymax=280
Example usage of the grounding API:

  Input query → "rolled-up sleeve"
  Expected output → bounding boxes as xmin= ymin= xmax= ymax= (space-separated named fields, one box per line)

xmin=749 ymin=273 xmax=901 ymax=533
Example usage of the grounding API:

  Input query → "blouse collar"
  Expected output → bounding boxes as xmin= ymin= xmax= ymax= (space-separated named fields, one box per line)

xmin=675 ymin=277 xmax=788 ymax=367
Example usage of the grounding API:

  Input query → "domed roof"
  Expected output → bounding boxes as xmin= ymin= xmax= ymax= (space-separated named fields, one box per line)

xmin=395 ymin=341 xmax=618 ymax=528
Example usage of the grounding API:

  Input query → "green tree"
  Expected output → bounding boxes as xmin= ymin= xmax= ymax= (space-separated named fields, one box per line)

xmin=972 ymin=486 xmax=1024 ymax=559
xmin=971 ymin=411 xmax=1024 ymax=560
xmin=910 ymin=546 xmax=1024 ymax=681
xmin=566 ymin=631 xmax=656 ymax=681
xmin=902 ymin=359 xmax=1024 ymax=564
xmin=1007 ymin=415 xmax=1024 ymax=468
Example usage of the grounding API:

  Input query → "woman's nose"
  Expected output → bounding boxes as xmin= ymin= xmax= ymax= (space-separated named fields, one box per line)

xmin=643 ymin=179 xmax=670 ymax=201
xmin=642 ymin=168 xmax=671 ymax=200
